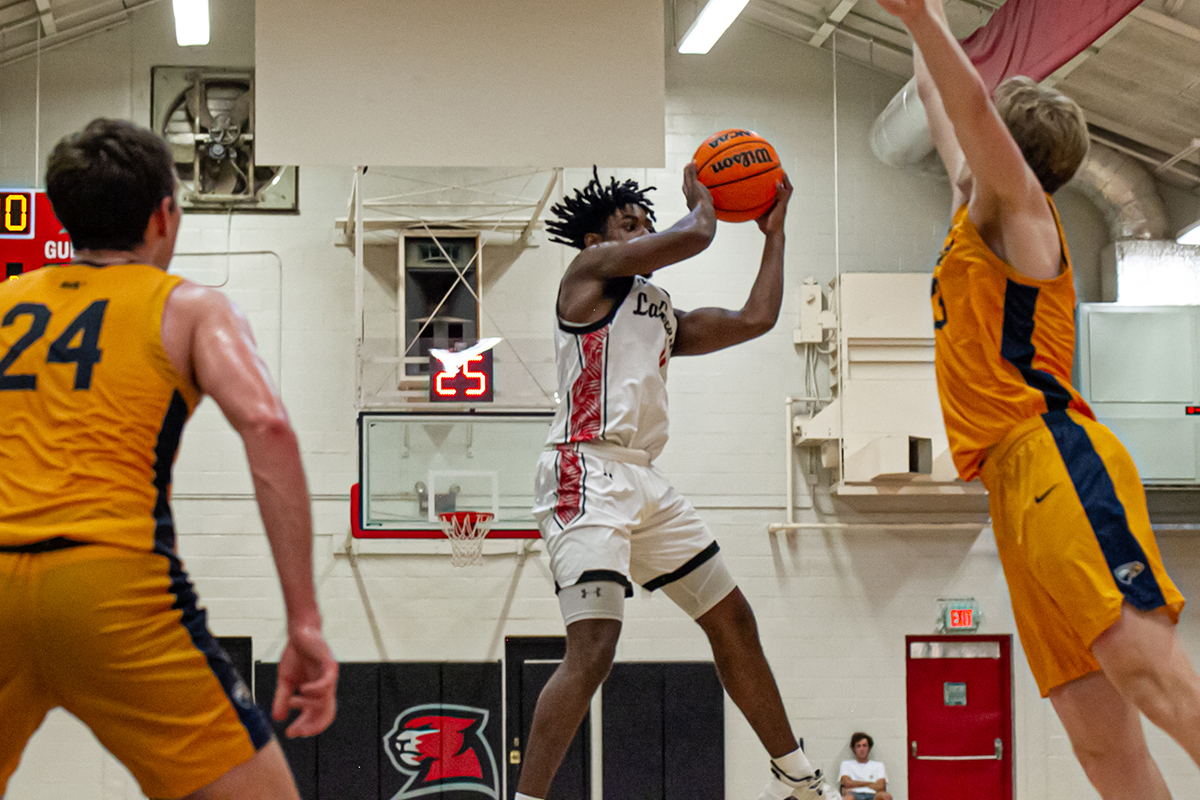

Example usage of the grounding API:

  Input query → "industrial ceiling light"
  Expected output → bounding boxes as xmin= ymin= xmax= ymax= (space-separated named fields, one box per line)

xmin=677 ymin=0 xmax=750 ymax=54
xmin=172 ymin=0 xmax=210 ymax=46
xmin=1179 ymin=219 xmax=1200 ymax=246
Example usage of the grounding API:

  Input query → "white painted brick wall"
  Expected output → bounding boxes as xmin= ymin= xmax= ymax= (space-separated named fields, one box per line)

xmin=3 ymin=3 xmax=1199 ymax=800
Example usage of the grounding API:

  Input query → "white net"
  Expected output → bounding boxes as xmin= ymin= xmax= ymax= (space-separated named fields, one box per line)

xmin=438 ymin=511 xmax=495 ymax=567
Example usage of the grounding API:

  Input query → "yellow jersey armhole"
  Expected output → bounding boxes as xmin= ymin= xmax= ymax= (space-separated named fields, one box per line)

xmin=146 ymin=275 xmax=200 ymax=410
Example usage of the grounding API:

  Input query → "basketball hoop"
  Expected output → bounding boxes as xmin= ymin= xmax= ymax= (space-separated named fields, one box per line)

xmin=438 ymin=511 xmax=494 ymax=567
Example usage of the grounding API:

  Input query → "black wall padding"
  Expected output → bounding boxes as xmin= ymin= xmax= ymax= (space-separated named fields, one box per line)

xmin=318 ymin=662 xmax=380 ymax=799
xmin=256 ymin=661 xmax=502 ymax=800
xmin=255 ymin=662 xmax=317 ymax=800
xmin=379 ymin=662 xmax=441 ymax=800
xmin=521 ymin=661 xmax=590 ymax=800
xmin=603 ymin=662 xmax=724 ymax=800
xmin=664 ymin=662 xmax=724 ymax=799
xmin=603 ymin=663 xmax=664 ymax=798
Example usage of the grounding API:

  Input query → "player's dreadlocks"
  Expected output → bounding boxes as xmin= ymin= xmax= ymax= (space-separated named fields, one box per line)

xmin=545 ymin=166 xmax=656 ymax=249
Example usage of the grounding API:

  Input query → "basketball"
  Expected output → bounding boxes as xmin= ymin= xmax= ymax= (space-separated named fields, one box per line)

xmin=692 ymin=129 xmax=784 ymax=222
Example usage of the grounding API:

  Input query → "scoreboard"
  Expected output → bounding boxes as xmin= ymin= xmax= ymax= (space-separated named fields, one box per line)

xmin=1 ymin=189 xmax=74 ymax=279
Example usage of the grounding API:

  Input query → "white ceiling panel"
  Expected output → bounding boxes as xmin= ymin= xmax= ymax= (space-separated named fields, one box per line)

xmin=253 ymin=0 xmax=665 ymax=168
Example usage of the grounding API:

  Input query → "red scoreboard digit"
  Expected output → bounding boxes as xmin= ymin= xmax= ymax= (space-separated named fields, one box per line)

xmin=1 ymin=189 xmax=74 ymax=280
xmin=429 ymin=350 xmax=494 ymax=402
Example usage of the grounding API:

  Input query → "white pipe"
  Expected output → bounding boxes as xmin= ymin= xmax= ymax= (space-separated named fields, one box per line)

xmin=354 ymin=166 xmax=365 ymax=407
xmin=783 ymin=395 xmax=823 ymax=526
xmin=785 ymin=397 xmax=795 ymax=525
xmin=768 ymin=521 xmax=987 ymax=532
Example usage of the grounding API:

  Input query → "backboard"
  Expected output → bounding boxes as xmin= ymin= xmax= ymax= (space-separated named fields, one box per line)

xmin=356 ymin=410 xmax=553 ymax=538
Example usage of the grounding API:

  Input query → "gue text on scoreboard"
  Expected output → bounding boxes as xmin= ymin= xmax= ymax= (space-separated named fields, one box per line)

xmin=0 ymin=189 xmax=74 ymax=278
xmin=936 ymin=598 xmax=981 ymax=633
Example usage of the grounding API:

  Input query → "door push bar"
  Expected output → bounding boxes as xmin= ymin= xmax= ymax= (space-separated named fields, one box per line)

xmin=911 ymin=738 xmax=1002 ymax=760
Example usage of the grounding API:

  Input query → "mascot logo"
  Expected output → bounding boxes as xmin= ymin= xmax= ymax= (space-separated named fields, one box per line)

xmin=384 ymin=704 xmax=499 ymax=799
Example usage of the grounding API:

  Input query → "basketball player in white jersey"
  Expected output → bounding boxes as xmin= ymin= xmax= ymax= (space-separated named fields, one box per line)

xmin=516 ymin=165 xmax=830 ymax=800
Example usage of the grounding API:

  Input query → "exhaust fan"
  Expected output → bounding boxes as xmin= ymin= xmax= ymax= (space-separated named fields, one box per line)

xmin=151 ymin=66 xmax=297 ymax=212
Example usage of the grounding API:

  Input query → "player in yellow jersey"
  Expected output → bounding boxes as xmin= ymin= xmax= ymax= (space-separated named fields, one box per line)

xmin=880 ymin=1 xmax=1200 ymax=797
xmin=0 ymin=119 xmax=337 ymax=799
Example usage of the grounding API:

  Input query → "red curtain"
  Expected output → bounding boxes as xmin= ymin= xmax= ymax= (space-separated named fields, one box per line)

xmin=960 ymin=0 xmax=1142 ymax=90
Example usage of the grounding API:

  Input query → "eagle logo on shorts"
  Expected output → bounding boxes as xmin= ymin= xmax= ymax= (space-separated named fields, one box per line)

xmin=1113 ymin=561 xmax=1145 ymax=586
xmin=383 ymin=704 xmax=499 ymax=799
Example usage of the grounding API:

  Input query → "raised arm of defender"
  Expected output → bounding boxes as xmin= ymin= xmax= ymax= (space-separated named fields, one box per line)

xmin=162 ymin=283 xmax=338 ymax=738
xmin=882 ymin=0 xmax=1064 ymax=280
xmin=885 ymin=0 xmax=1034 ymax=206
xmin=911 ymin=27 xmax=971 ymax=211
xmin=673 ymin=175 xmax=792 ymax=356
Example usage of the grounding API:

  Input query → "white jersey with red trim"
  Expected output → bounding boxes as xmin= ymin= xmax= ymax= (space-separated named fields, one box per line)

xmin=545 ymin=275 xmax=676 ymax=460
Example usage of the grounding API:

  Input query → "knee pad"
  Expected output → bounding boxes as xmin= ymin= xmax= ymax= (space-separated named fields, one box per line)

xmin=558 ymin=580 xmax=626 ymax=626
xmin=660 ymin=553 xmax=737 ymax=620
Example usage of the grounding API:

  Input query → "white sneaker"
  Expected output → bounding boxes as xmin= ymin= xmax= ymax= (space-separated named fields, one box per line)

xmin=759 ymin=766 xmax=831 ymax=800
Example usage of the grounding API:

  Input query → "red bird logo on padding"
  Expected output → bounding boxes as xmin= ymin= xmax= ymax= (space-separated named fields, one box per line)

xmin=384 ymin=704 xmax=499 ymax=799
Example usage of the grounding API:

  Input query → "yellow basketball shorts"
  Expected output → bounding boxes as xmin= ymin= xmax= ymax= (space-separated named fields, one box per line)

xmin=981 ymin=409 xmax=1185 ymax=697
xmin=0 ymin=541 xmax=272 ymax=798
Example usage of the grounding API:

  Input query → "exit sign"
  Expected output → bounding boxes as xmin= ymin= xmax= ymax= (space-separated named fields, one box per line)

xmin=937 ymin=598 xmax=981 ymax=633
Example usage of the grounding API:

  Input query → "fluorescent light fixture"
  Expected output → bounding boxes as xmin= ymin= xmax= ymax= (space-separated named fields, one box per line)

xmin=172 ymin=0 xmax=210 ymax=47
xmin=1179 ymin=219 xmax=1200 ymax=246
xmin=678 ymin=0 xmax=750 ymax=54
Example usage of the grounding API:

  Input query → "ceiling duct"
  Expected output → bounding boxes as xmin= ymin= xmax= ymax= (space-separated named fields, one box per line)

xmin=869 ymin=90 xmax=1168 ymax=243
xmin=1069 ymin=141 xmax=1168 ymax=241
xmin=869 ymin=78 xmax=932 ymax=169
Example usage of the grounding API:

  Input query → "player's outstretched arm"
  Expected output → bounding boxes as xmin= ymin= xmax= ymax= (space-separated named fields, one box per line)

xmin=909 ymin=3 xmax=971 ymax=212
xmin=881 ymin=0 xmax=1037 ymax=209
xmin=673 ymin=176 xmax=792 ymax=356
xmin=163 ymin=282 xmax=338 ymax=737
xmin=567 ymin=163 xmax=716 ymax=282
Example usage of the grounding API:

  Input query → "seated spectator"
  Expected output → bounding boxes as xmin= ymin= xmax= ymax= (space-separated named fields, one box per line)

xmin=839 ymin=732 xmax=893 ymax=800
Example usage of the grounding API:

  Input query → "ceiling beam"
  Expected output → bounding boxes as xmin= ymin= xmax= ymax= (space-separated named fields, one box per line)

xmin=1043 ymin=15 xmax=1131 ymax=87
xmin=810 ymin=0 xmax=859 ymax=47
xmin=1131 ymin=6 xmax=1200 ymax=44
xmin=1156 ymin=138 xmax=1200 ymax=177
xmin=745 ymin=0 xmax=821 ymax=41
xmin=33 ymin=0 xmax=56 ymax=35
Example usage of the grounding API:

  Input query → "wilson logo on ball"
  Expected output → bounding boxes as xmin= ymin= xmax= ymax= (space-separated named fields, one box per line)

xmin=711 ymin=147 xmax=775 ymax=174
xmin=693 ymin=129 xmax=785 ymax=222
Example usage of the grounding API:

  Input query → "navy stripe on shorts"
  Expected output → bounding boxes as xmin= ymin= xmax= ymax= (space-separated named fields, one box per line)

xmin=1043 ymin=409 xmax=1167 ymax=611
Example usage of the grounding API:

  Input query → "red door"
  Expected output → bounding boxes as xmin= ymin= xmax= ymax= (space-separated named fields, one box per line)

xmin=906 ymin=635 xmax=1012 ymax=800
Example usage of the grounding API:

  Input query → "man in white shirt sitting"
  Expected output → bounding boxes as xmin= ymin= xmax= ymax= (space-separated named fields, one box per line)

xmin=839 ymin=732 xmax=893 ymax=800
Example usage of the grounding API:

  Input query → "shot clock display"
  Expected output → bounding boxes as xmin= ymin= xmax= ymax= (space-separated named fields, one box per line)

xmin=429 ymin=350 xmax=494 ymax=402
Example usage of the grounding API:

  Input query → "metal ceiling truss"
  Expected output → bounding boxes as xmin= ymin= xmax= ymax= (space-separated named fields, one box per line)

xmin=338 ymin=167 xmax=561 ymax=252
xmin=0 ymin=0 xmax=162 ymax=67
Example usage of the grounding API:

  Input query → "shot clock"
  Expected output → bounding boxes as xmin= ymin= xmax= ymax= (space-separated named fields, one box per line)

xmin=1 ymin=189 xmax=74 ymax=280
xmin=428 ymin=339 xmax=499 ymax=403
xmin=429 ymin=350 xmax=494 ymax=402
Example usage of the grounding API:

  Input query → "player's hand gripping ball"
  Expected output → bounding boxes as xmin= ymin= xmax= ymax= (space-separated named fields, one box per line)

xmin=693 ymin=129 xmax=784 ymax=222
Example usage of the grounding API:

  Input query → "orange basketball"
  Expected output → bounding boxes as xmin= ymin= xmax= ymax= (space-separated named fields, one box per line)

xmin=693 ymin=129 xmax=784 ymax=222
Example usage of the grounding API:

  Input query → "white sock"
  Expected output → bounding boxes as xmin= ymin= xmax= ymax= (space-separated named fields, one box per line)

xmin=515 ymin=794 xmax=544 ymax=800
xmin=771 ymin=745 xmax=814 ymax=781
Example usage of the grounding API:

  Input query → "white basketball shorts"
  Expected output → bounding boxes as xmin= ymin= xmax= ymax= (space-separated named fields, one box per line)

xmin=532 ymin=442 xmax=735 ymax=619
